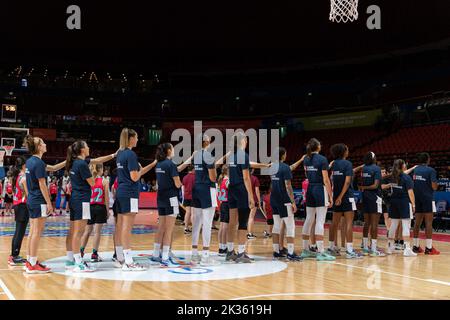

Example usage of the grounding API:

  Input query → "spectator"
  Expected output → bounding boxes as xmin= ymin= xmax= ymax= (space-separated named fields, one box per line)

xmin=139 ymin=178 xmax=149 ymax=192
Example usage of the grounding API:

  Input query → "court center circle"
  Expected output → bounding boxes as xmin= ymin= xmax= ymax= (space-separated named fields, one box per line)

xmin=43 ymin=250 xmax=287 ymax=282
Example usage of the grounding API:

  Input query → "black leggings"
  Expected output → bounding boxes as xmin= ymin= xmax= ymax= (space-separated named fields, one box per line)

xmin=238 ymin=208 xmax=250 ymax=230
xmin=11 ymin=204 xmax=29 ymax=257
xmin=11 ymin=221 xmax=28 ymax=257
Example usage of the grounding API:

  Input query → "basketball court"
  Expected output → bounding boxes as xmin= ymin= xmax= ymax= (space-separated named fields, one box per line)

xmin=0 ymin=210 xmax=449 ymax=300
xmin=0 ymin=0 xmax=449 ymax=306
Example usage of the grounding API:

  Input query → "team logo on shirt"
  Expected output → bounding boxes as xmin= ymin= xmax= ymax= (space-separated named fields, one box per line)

xmin=332 ymin=171 xmax=343 ymax=176
xmin=413 ymin=175 xmax=426 ymax=181
xmin=305 ymin=166 xmax=317 ymax=172
xmin=156 ymin=168 xmax=166 ymax=174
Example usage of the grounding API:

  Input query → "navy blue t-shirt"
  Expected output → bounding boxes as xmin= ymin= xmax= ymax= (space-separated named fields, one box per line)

xmin=70 ymin=158 xmax=92 ymax=202
xmin=116 ymin=149 xmax=140 ymax=198
xmin=303 ymin=153 xmax=328 ymax=185
xmin=194 ymin=150 xmax=215 ymax=187
xmin=26 ymin=156 xmax=47 ymax=207
xmin=413 ymin=165 xmax=437 ymax=200
xmin=270 ymin=162 xmax=293 ymax=204
xmin=156 ymin=159 xmax=180 ymax=207
xmin=331 ymin=159 xmax=354 ymax=199
xmin=391 ymin=173 xmax=414 ymax=200
xmin=228 ymin=150 xmax=250 ymax=186
xmin=361 ymin=164 xmax=382 ymax=195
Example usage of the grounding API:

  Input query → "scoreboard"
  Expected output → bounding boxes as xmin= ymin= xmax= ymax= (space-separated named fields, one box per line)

xmin=1 ymin=104 xmax=17 ymax=122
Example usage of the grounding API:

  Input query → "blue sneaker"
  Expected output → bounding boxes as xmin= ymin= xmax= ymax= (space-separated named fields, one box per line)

xmin=65 ymin=260 xmax=75 ymax=268
xmin=160 ymin=259 xmax=180 ymax=268
xmin=316 ymin=252 xmax=336 ymax=261
xmin=300 ymin=250 xmax=317 ymax=259
xmin=150 ymin=255 xmax=162 ymax=263
xmin=287 ymin=253 xmax=303 ymax=262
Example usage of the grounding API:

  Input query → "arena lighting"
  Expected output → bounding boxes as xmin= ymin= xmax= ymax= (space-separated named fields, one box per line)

xmin=308 ymin=92 xmax=313 ymax=96
xmin=235 ymin=96 xmax=240 ymax=101
xmin=382 ymin=83 xmax=387 ymax=88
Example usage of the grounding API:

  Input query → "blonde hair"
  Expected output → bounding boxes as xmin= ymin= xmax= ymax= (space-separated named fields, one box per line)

xmin=90 ymin=163 xmax=104 ymax=177
xmin=119 ymin=128 xmax=137 ymax=149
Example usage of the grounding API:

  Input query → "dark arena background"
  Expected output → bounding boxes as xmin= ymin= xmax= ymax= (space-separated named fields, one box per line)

xmin=0 ymin=0 xmax=448 ymax=305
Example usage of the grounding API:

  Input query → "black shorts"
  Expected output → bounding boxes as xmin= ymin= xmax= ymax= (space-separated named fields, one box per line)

xmin=333 ymin=196 xmax=356 ymax=212
xmin=389 ymin=199 xmax=412 ymax=219
xmin=362 ymin=192 xmax=382 ymax=214
xmin=4 ymin=194 xmax=13 ymax=204
xmin=158 ymin=206 xmax=177 ymax=216
xmin=50 ymin=194 xmax=57 ymax=202
xmin=65 ymin=194 xmax=71 ymax=202
xmin=88 ymin=204 xmax=108 ymax=225
xmin=69 ymin=199 xmax=91 ymax=221
xmin=267 ymin=218 xmax=274 ymax=225
xmin=116 ymin=197 xmax=139 ymax=214
xmin=228 ymin=184 xmax=249 ymax=209
xmin=183 ymin=199 xmax=193 ymax=207
xmin=14 ymin=203 xmax=29 ymax=222
xmin=192 ymin=184 xmax=216 ymax=209
xmin=415 ymin=197 xmax=435 ymax=213
xmin=220 ymin=202 xmax=230 ymax=223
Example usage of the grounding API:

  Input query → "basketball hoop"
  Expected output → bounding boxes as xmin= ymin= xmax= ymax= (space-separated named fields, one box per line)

xmin=329 ymin=0 xmax=359 ymax=23
xmin=4 ymin=146 xmax=14 ymax=157
xmin=0 ymin=150 xmax=4 ymax=167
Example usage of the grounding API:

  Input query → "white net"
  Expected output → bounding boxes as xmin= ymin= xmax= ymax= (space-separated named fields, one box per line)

xmin=329 ymin=0 xmax=359 ymax=23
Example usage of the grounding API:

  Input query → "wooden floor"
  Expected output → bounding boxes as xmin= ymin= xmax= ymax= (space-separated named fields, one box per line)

xmin=0 ymin=210 xmax=449 ymax=300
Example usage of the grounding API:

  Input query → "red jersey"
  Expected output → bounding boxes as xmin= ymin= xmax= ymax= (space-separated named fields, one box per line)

xmin=218 ymin=176 xmax=229 ymax=202
xmin=250 ymin=175 xmax=260 ymax=203
xmin=113 ymin=177 xmax=118 ymax=191
xmin=90 ymin=177 xmax=106 ymax=205
xmin=6 ymin=181 xmax=13 ymax=195
xmin=302 ymin=179 xmax=309 ymax=204
xmin=65 ymin=182 xmax=72 ymax=195
xmin=182 ymin=172 xmax=195 ymax=200
xmin=13 ymin=173 xmax=26 ymax=205
xmin=49 ymin=182 xmax=58 ymax=195
xmin=263 ymin=193 xmax=273 ymax=219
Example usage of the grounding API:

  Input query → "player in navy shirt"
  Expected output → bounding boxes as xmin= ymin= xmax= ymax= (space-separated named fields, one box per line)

xmin=300 ymin=138 xmax=335 ymax=261
xmin=226 ymin=131 xmax=270 ymax=263
xmin=190 ymin=134 xmax=219 ymax=266
xmin=270 ymin=147 xmax=302 ymax=261
xmin=358 ymin=152 xmax=384 ymax=257
xmin=328 ymin=144 xmax=361 ymax=259
xmin=152 ymin=143 xmax=194 ymax=267
xmin=386 ymin=159 xmax=417 ymax=257
xmin=64 ymin=140 xmax=117 ymax=273
xmin=23 ymin=135 xmax=66 ymax=274
xmin=412 ymin=153 xmax=439 ymax=255
xmin=114 ymin=128 xmax=157 ymax=271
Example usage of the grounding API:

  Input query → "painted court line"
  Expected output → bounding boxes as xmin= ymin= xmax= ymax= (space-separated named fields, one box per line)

xmin=231 ymin=292 xmax=399 ymax=300
xmin=0 ymin=279 xmax=15 ymax=300
xmin=333 ymin=262 xmax=450 ymax=287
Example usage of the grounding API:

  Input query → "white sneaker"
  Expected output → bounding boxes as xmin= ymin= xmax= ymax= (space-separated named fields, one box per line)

xmin=190 ymin=253 xmax=202 ymax=264
xmin=113 ymin=260 xmax=124 ymax=268
xmin=122 ymin=262 xmax=147 ymax=271
xmin=200 ymin=256 xmax=221 ymax=266
xmin=403 ymin=248 xmax=417 ymax=257
xmin=386 ymin=246 xmax=394 ymax=255
xmin=73 ymin=261 xmax=96 ymax=273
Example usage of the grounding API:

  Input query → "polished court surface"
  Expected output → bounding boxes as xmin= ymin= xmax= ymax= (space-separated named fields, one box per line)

xmin=0 ymin=210 xmax=449 ymax=300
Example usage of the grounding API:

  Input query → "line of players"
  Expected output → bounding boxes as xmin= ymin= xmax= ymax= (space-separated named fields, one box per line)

xmin=6 ymin=129 xmax=440 ymax=273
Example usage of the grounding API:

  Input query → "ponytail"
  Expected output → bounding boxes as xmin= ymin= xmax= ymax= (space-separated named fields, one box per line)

xmin=306 ymin=138 xmax=320 ymax=159
xmin=90 ymin=163 xmax=103 ymax=177
xmin=155 ymin=143 xmax=173 ymax=162
xmin=218 ymin=165 xmax=228 ymax=187
xmin=391 ymin=159 xmax=405 ymax=184
xmin=66 ymin=140 xmax=87 ymax=172
xmin=120 ymin=128 xmax=137 ymax=150
xmin=11 ymin=156 xmax=26 ymax=192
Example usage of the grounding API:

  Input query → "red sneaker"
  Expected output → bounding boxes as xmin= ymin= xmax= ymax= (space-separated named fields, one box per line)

xmin=412 ymin=246 xmax=424 ymax=254
xmin=25 ymin=261 xmax=51 ymax=274
xmin=425 ymin=247 xmax=440 ymax=255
